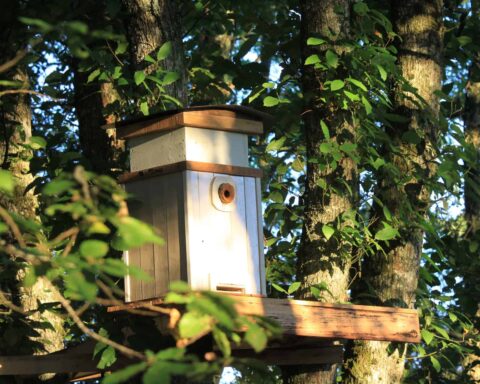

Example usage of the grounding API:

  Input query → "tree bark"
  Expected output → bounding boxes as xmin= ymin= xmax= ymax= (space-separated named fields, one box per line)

xmin=122 ymin=0 xmax=188 ymax=106
xmin=462 ymin=71 xmax=480 ymax=384
xmin=0 ymin=15 xmax=65 ymax=377
xmin=282 ymin=1 xmax=355 ymax=383
xmin=344 ymin=1 xmax=443 ymax=382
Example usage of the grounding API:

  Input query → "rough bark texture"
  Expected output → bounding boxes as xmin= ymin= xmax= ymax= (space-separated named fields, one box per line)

xmin=282 ymin=1 xmax=355 ymax=383
xmin=462 ymin=76 xmax=480 ymax=383
xmin=0 ymin=58 xmax=65 ymax=375
xmin=344 ymin=1 xmax=443 ymax=382
xmin=122 ymin=0 xmax=188 ymax=106
xmin=73 ymin=62 xmax=118 ymax=173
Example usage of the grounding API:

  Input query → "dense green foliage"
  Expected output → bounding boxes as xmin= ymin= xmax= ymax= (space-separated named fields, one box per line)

xmin=0 ymin=0 xmax=479 ymax=383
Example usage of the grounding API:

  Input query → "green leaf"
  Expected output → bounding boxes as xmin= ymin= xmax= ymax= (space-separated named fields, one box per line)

xmin=80 ymin=240 xmax=109 ymax=258
xmin=87 ymin=69 xmax=101 ymax=83
xmin=361 ymin=96 xmax=372 ymax=115
xmin=319 ymin=142 xmax=332 ymax=154
xmin=457 ymin=35 xmax=472 ymax=46
xmin=111 ymin=217 xmax=163 ymax=250
xmin=43 ymin=180 xmax=75 ymax=196
xmin=115 ymin=41 xmax=128 ymax=55
xmin=262 ymin=82 xmax=275 ymax=89
xmin=134 ymin=71 xmax=145 ymax=85
xmin=157 ymin=41 xmax=172 ymax=61
xmin=163 ymin=71 xmax=180 ymax=85
xmin=421 ymin=329 xmax=434 ymax=345
xmin=432 ymin=325 xmax=450 ymax=340
xmin=178 ymin=312 xmax=212 ymax=339
xmin=430 ymin=356 xmax=441 ymax=372
xmin=140 ymin=102 xmax=149 ymax=116
xmin=19 ymin=17 xmax=53 ymax=32
xmin=353 ymin=2 xmax=369 ymax=15
xmin=376 ymin=65 xmax=387 ymax=81
xmin=212 ymin=328 xmax=231 ymax=357
xmin=402 ymin=130 xmax=421 ymax=145
xmin=263 ymin=96 xmax=279 ymax=107
xmin=374 ymin=226 xmax=398 ymax=241
xmin=268 ymin=191 xmax=284 ymax=203
xmin=97 ymin=346 xmax=116 ymax=369
xmin=244 ymin=321 xmax=268 ymax=352
xmin=292 ymin=157 xmax=304 ymax=172
xmin=266 ymin=137 xmax=286 ymax=152
xmin=320 ymin=120 xmax=330 ymax=139
xmin=347 ymin=78 xmax=368 ymax=92
xmin=271 ymin=283 xmax=287 ymax=294
xmin=307 ymin=37 xmax=326 ymax=45
xmin=325 ymin=50 xmax=339 ymax=68
xmin=169 ymin=280 xmax=190 ymax=293
xmin=103 ymin=362 xmax=148 ymax=384
xmin=448 ymin=312 xmax=458 ymax=323
xmin=330 ymin=79 xmax=344 ymax=91
xmin=344 ymin=90 xmax=360 ymax=101
xmin=340 ymin=142 xmax=357 ymax=153
xmin=322 ymin=224 xmax=334 ymax=240
xmin=305 ymin=54 xmax=320 ymax=65
xmin=23 ymin=266 xmax=37 ymax=288
xmin=28 ymin=136 xmax=47 ymax=150
xmin=288 ymin=282 xmax=301 ymax=295
xmin=316 ymin=178 xmax=327 ymax=189
xmin=0 ymin=170 xmax=14 ymax=194
xmin=64 ymin=271 xmax=98 ymax=302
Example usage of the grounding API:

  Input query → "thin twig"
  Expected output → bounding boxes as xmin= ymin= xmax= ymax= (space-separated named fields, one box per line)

xmin=0 ymin=206 xmax=26 ymax=247
xmin=0 ymin=291 xmax=25 ymax=314
xmin=50 ymin=284 xmax=146 ymax=361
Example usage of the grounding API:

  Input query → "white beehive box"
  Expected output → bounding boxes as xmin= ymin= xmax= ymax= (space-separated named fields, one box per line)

xmin=116 ymin=106 xmax=268 ymax=302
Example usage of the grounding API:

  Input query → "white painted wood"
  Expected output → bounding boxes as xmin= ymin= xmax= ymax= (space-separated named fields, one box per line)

xmin=124 ymin=250 xmax=131 ymax=302
xmin=256 ymin=177 xmax=267 ymax=295
xmin=244 ymin=177 xmax=263 ymax=294
xmin=129 ymin=127 xmax=248 ymax=172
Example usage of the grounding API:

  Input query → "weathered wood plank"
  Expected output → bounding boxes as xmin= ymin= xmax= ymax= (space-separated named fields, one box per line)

xmin=119 ymin=161 xmax=262 ymax=184
xmin=116 ymin=110 xmax=263 ymax=140
xmin=107 ymin=295 xmax=420 ymax=343
xmin=150 ymin=176 xmax=169 ymax=296
xmin=232 ymin=346 xmax=343 ymax=365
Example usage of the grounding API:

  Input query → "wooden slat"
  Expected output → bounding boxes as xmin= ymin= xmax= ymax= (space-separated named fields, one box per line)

xmin=151 ymin=176 xmax=170 ymax=296
xmin=232 ymin=346 xmax=343 ymax=366
xmin=119 ymin=161 xmax=262 ymax=184
xmin=107 ymin=295 xmax=420 ymax=343
xmin=116 ymin=110 xmax=263 ymax=140
xmin=166 ymin=173 xmax=183 ymax=283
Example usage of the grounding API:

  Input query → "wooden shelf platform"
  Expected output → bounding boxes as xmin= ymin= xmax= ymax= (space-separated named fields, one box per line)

xmin=108 ymin=294 xmax=420 ymax=343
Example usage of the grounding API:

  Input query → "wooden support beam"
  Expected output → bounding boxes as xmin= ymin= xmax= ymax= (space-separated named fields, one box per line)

xmin=108 ymin=295 xmax=421 ymax=343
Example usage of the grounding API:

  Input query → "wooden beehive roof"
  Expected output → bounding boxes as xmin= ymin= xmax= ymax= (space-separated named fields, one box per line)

xmin=110 ymin=105 xmax=271 ymax=140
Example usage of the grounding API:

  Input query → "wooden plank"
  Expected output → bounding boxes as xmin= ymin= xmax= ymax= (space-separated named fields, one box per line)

xmin=255 ymin=178 xmax=267 ymax=295
xmin=232 ymin=346 xmax=343 ymax=365
xmin=244 ymin=177 xmax=262 ymax=294
xmin=107 ymin=295 xmax=420 ymax=343
xmin=116 ymin=110 xmax=263 ymax=140
xmin=124 ymin=182 xmax=144 ymax=302
xmin=150 ymin=176 xmax=169 ymax=297
xmin=166 ymin=173 xmax=183 ymax=283
xmin=119 ymin=161 xmax=263 ymax=184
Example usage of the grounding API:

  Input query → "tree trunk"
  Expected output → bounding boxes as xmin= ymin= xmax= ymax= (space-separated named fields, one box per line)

xmin=0 ymin=52 xmax=65 ymax=380
xmin=282 ymin=1 xmax=355 ymax=383
xmin=344 ymin=1 xmax=443 ymax=382
xmin=73 ymin=62 xmax=119 ymax=174
xmin=122 ymin=0 xmax=188 ymax=106
xmin=462 ymin=72 xmax=480 ymax=384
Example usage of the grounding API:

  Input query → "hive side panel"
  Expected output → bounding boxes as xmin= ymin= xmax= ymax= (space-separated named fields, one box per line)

xmin=184 ymin=171 xmax=210 ymax=290
xmin=184 ymin=128 xmax=248 ymax=167
xmin=166 ymin=172 xmax=187 ymax=284
xmin=255 ymin=177 xmax=267 ymax=295
xmin=244 ymin=177 xmax=262 ymax=294
xmin=129 ymin=128 xmax=186 ymax=172
xmin=125 ymin=180 xmax=154 ymax=301
xmin=149 ymin=177 xmax=170 ymax=296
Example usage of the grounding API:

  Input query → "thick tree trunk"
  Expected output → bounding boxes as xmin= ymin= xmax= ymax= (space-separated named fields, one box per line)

xmin=462 ymin=75 xmax=480 ymax=384
xmin=122 ymin=0 xmax=188 ymax=106
xmin=73 ymin=63 xmax=117 ymax=173
xmin=0 ymin=65 xmax=65 ymax=370
xmin=344 ymin=1 xmax=443 ymax=382
xmin=282 ymin=1 xmax=354 ymax=383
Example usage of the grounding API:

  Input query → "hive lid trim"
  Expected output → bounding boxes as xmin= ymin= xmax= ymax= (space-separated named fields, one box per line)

xmin=106 ymin=105 xmax=272 ymax=139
